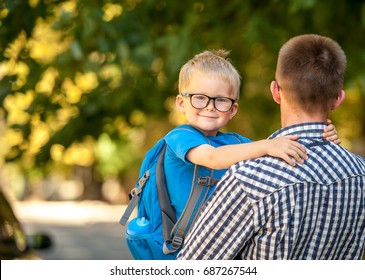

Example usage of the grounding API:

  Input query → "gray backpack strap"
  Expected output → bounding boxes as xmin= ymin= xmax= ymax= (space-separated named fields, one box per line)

xmin=163 ymin=165 xmax=219 ymax=254
xmin=119 ymin=171 xmax=150 ymax=226
xmin=155 ymin=144 xmax=177 ymax=241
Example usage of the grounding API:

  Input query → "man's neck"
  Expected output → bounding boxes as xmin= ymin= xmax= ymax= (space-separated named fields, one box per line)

xmin=280 ymin=108 xmax=328 ymax=128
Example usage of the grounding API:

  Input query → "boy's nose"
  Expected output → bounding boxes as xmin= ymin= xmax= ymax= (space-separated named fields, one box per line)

xmin=205 ymin=99 xmax=216 ymax=110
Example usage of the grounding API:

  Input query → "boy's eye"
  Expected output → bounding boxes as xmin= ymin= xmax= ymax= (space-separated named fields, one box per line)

xmin=216 ymin=98 xmax=230 ymax=103
xmin=194 ymin=95 xmax=207 ymax=101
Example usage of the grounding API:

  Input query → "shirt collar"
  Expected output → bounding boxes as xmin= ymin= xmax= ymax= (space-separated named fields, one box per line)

xmin=269 ymin=122 xmax=327 ymax=140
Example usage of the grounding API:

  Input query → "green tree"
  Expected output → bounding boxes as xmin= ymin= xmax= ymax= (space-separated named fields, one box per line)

xmin=1 ymin=0 xmax=365 ymax=199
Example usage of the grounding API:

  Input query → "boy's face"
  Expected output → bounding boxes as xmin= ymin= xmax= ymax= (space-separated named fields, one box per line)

xmin=176 ymin=72 xmax=238 ymax=136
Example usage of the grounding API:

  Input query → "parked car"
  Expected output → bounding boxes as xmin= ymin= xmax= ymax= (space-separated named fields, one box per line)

xmin=0 ymin=189 xmax=52 ymax=260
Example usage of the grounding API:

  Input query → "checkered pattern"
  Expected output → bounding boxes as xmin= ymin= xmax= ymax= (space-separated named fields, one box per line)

xmin=177 ymin=123 xmax=365 ymax=259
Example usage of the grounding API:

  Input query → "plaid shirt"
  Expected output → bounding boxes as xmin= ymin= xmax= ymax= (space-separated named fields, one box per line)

xmin=177 ymin=123 xmax=365 ymax=260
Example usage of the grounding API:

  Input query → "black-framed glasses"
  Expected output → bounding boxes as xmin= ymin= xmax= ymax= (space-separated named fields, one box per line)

xmin=181 ymin=93 xmax=236 ymax=112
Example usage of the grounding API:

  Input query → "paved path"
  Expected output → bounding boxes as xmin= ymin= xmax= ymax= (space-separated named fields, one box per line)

xmin=14 ymin=201 xmax=133 ymax=260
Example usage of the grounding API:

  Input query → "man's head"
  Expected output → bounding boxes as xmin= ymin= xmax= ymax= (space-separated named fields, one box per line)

xmin=272 ymin=34 xmax=347 ymax=122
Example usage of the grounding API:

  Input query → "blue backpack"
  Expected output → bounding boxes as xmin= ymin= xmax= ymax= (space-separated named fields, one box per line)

xmin=120 ymin=129 xmax=219 ymax=260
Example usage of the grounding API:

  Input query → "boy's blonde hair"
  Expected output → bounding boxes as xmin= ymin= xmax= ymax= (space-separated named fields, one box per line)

xmin=178 ymin=50 xmax=241 ymax=100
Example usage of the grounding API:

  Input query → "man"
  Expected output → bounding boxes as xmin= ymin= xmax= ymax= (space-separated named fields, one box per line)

xmin=177 ymin=34 xmax=365 ymax=260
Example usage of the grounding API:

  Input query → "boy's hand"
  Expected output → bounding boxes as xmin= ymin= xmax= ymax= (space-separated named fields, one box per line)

xmin=323 ymin=119 xmax=341 ymax=144
xmin=266 ymin=135 xmax=308 ymax=166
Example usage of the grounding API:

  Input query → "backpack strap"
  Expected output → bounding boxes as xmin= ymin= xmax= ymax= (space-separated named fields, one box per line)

xmin=162 ymin=165 xmax=219 ymax=254
xmin=119 ymin=170 xmax=150 ymax=226
xmin=120 ymin=141 xmax=178 ymax=233
xmin=155 ymin=143 xmax=177 ymax=241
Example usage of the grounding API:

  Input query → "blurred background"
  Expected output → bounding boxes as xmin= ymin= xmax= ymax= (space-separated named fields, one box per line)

xmin=0 ymin=0 xmax=364 ymax=260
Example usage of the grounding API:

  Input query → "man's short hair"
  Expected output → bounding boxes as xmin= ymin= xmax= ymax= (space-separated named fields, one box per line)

xmin=275 ymin=34 xmax=347 ymax=112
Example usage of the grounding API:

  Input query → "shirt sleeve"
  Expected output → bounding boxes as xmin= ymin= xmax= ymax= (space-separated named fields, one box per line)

xmin=177 ymin=169 xmax=255 ymax=260
xmin=164 ymin=126 xmax=208 ymax=163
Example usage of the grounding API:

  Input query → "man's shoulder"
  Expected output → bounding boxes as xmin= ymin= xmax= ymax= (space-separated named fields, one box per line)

xmin=350 ymin=152 xmax=365 ymax=173
xmin=326 ymin=143 xmax=365 ymax=174
xmin=228 ymin=145 xmax=365 ymax=199
xmin=352 ymin=151 xmax=365 ymax=164
xmin=227 ymin=157 xmax=292 ymax=201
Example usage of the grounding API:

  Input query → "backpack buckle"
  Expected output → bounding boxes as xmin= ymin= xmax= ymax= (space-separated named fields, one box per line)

xmin=128 ymin=188 xmax=137 ymax=200
xmin=138 ymin=170 xmax=150 ymax=187
xmin=128 ymin=185 xmax=145 ymax=200
xmin=171 ymin=236 xmax=184 ymax=250
xmin=197 ymin=176 xmax=220 ymax=186
xmin=197 ymin=176 xmax=209 ymax=185
xmin=128 ymin=170 xmax=151 ymax=200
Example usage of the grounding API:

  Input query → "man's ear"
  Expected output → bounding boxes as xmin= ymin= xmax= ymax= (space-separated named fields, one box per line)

xmin=176 ymin=94 xmax=185 ymax=113
xmin=271 ymin=80 xmax=281 ymax=104
xmin=331 ymin=90 xmax=346 ymax=110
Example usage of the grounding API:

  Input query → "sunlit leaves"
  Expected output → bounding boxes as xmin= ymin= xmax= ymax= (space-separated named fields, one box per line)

xmin=28 ymin=18 xmax=70 ymax=65
xmin=3 ymin=31 xmax=28 ymax=60
xmin=62 ymin=137 xmax=95 ymax=166
xmin=3 ymin=91 xmax=34 ymax=125
xmin=102 ymin=3 xmax=123 ymax=22
xmin=99 ymin=64 xmax=122 ymax=88
xmin=1 ymin=0 xmax=365 ymax=191
xmin=62 ymin=78 xmax=83 ymax=104
xmin=27 ymin=116 xmax=50 ymax=157
xmin=36 ymin=67 xmax=58 ymax=94
xmin=75 ymin=72 xmax=99 ymax=92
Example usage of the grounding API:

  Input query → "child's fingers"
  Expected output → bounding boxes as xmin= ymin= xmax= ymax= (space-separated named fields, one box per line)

xmin=323 ymin=131 xmax=341 ymax=144
xmin=289 ymin=147 xmax=307 ymax=164
xmin=325 ymin=134 xmax=341 ymax=144
xmin=281 ymin=146 xmax=306 ymax=166
xmin=275 ymin=136 xmax=308 ymax=165
xmin=284 ymin=135 xmax=300 ymax=141
xmin=281 ymin=154 xmax=296 ymax=166
xmin=279 ymin=136 xmax=308 ymax=162
xmin=293 ymin=142 xmax=307 ymax=155
xmin=286 ymin=139 xmax=307 ymax=156
xmin=323 ymin=124 xmax=335 ymax=134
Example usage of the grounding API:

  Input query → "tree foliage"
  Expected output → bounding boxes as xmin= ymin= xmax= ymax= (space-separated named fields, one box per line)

xmin=1 ymin=0 xmax=365 ymax=195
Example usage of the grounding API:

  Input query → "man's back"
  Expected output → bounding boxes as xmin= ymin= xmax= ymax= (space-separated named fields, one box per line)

xmin=178 ymin=123 xmax=365 ymax=259
xmin=234 ymin=123 xmax=365 ymax=259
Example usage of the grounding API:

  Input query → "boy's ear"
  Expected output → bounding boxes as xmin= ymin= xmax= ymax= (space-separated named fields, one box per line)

xmin=229 ymin=102 xmax=238 ymax=119
xmin=331 ymin=90 xmax=345 ymax=110
xmin=271 ymin=80 xmax=281 ymax=104
xmin=176 ymin=94 xmax=185 ymax=113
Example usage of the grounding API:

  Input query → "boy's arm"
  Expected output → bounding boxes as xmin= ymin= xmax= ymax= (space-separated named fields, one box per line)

xmin=187 ymin=121 xmax=340 ymax=170
xmin=186 ymin=135 xmax=307 ymax=170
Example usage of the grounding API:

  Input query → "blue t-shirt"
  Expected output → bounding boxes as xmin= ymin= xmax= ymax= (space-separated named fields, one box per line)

xmin=164 ymin=124 xmax=251 ymax=219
